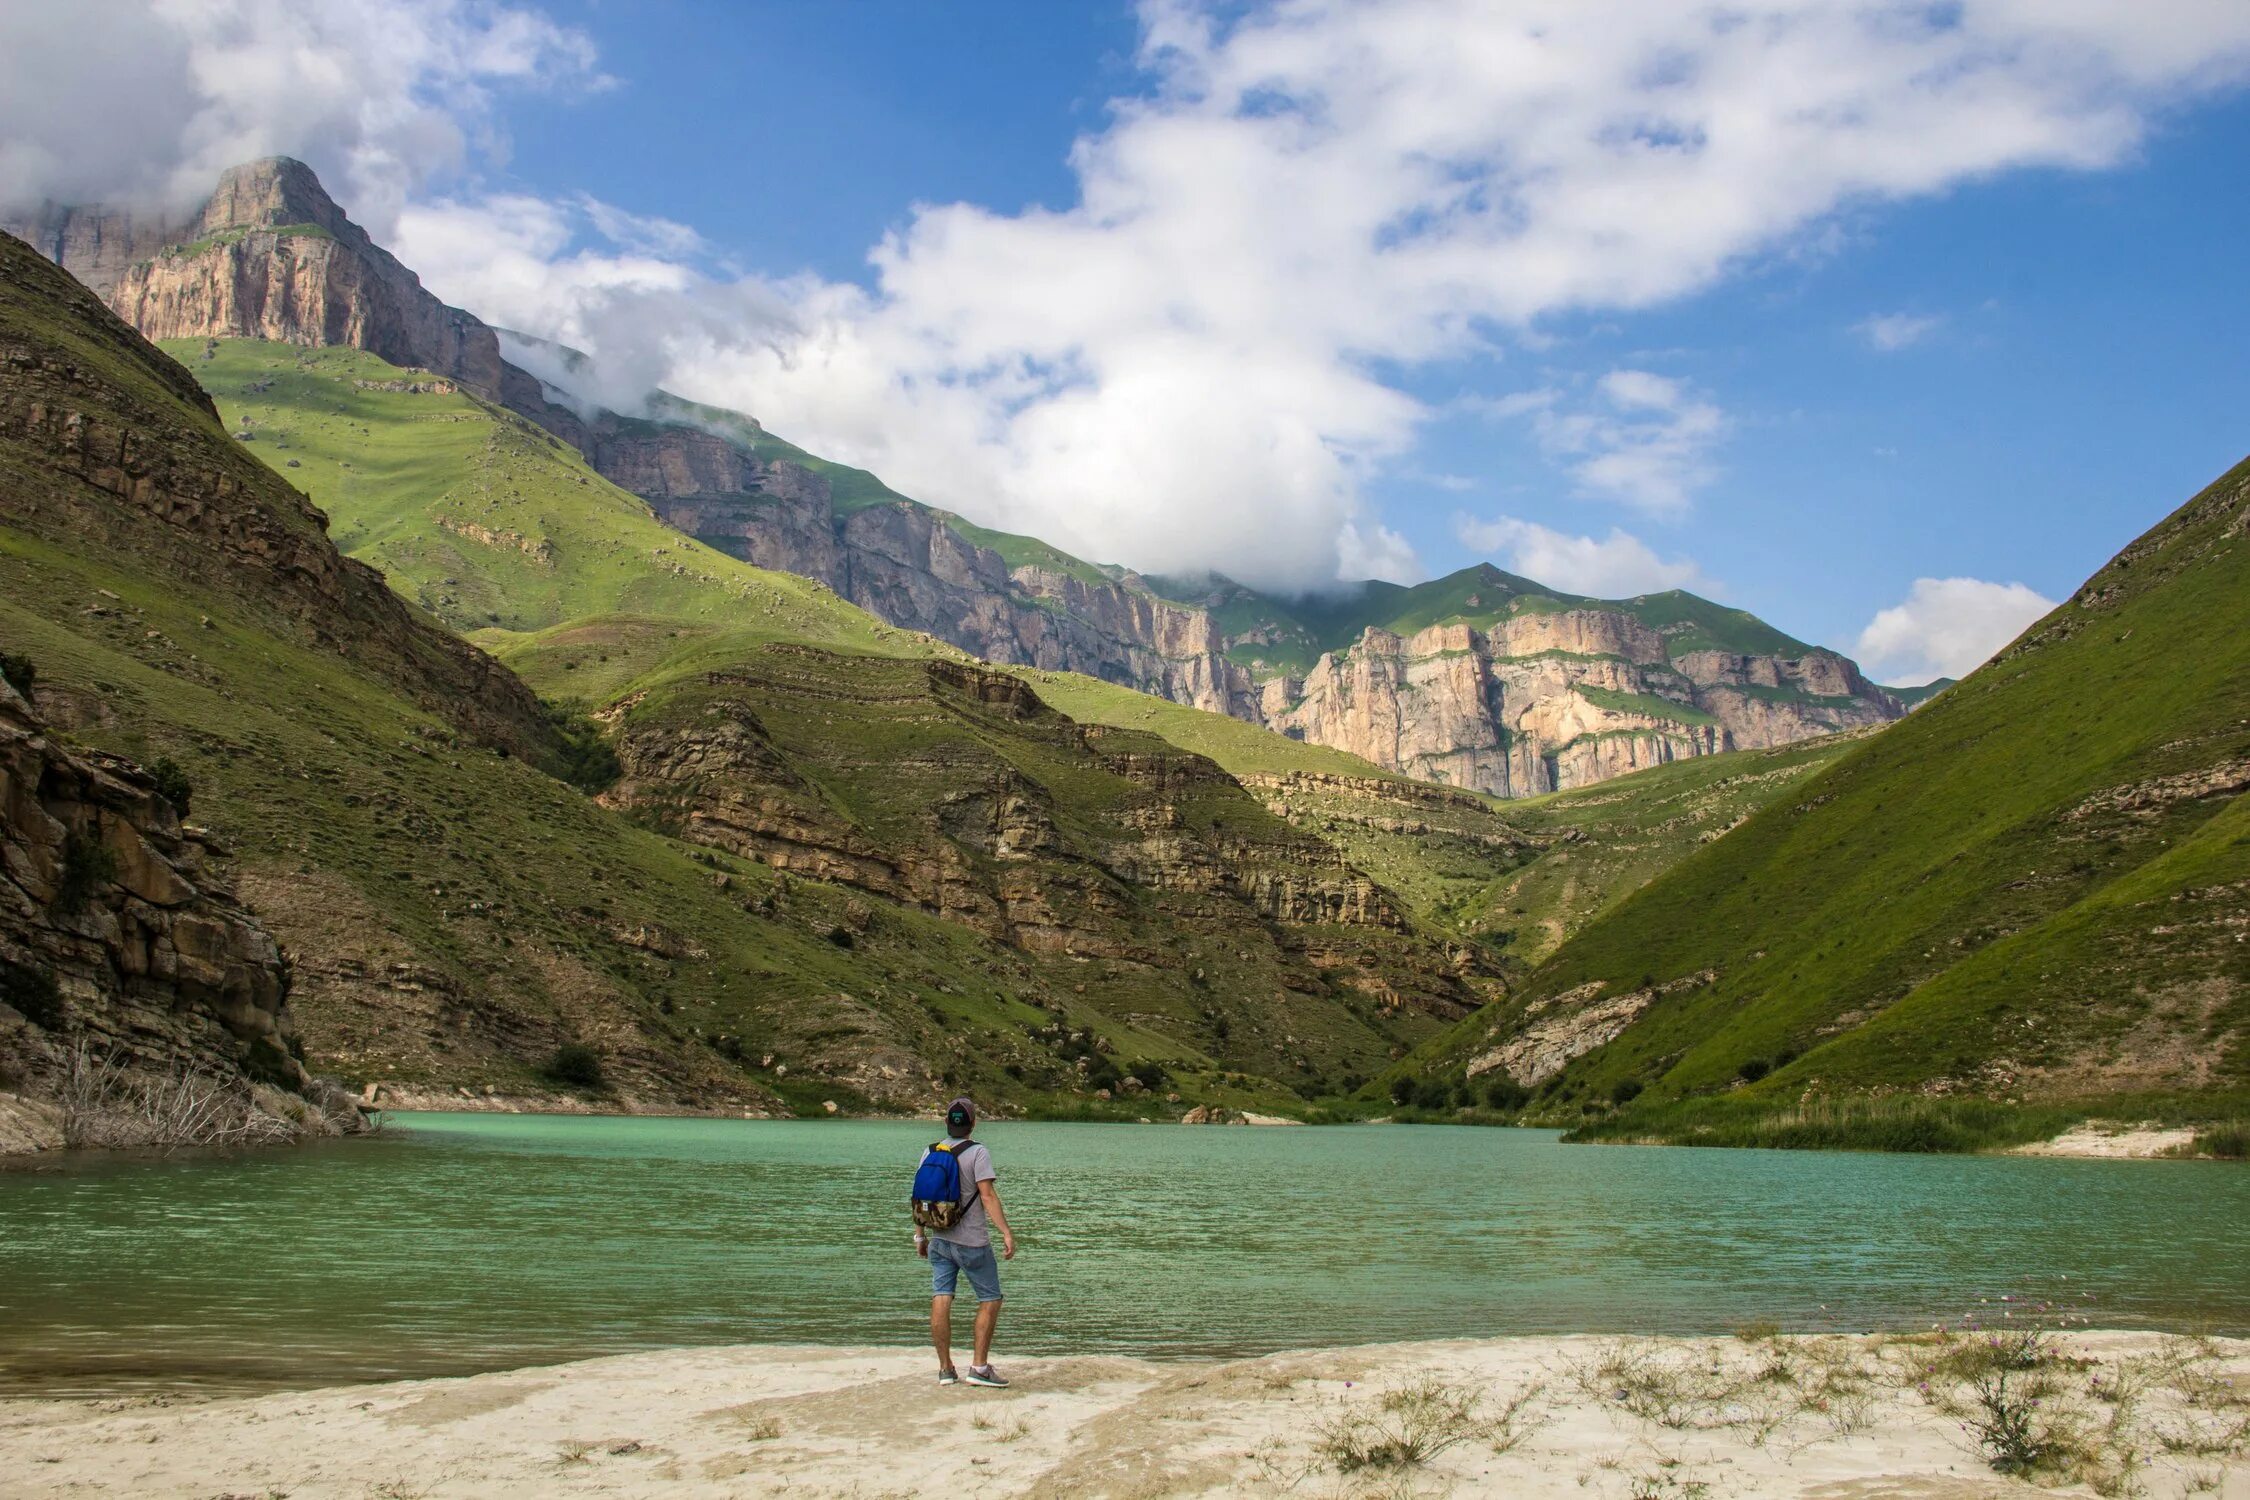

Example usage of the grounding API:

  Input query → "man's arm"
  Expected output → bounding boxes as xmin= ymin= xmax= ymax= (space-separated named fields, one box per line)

xmin=978 ymin=1179 xmax=1016 ymax=1260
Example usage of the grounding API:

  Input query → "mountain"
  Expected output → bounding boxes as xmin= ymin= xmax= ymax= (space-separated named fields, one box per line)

xmin=7 ymin=157 xmax=507 ymax=399
xmin=8 ymin=159 xmax=1904 ymax=798
xmin=2 ymin=223 xmax=1526 ymax=1127
xmin=1414 ymin=458 xmax=2250 ymax=1144
xmin=162 ymin=330 xmax=1850 ymax=996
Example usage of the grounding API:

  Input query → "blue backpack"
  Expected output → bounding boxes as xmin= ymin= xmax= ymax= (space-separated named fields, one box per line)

xmin=910 ymin=1139 xmax=977 ymax=1231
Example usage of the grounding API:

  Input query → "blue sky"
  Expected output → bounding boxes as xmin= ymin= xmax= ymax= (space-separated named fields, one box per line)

xmin=6 ymin=1 xmax=2248 ymax=682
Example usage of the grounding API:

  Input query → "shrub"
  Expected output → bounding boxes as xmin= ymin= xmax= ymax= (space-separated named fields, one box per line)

xmin=1127 ymin=1059 xmax=1169 ymax=1090
xmin=1412 ymin=1077 xmax=1455 ymax=1110
xmin=147 ymin=756 xmax=193 ymax=817
xmin=57 ymin=1045 xmax=297 ymax=1151
xmin=543 ymin=705 xmax=621 ymax=794
xmin=1920 ymin=1332 xmax=2077 ymax=1476
xmin=2191 ymin=1122 xmax=2248 ymax=1160
xmin=1388 ymin=1076 xmax=1416 ymax=1107
xmin=1736 ymin=1056 xmax=1772 ymax=1084
xmin=54 ymin=830 xmax=119 ymax=915
xmin=1610 ymin=1077 xmax=1646 ymax=1105
xmin=1483 ymin=1077 xmax=1530 ymax=1112
xmin=1 ymin=957 xmax=65 ymax=1030
xmin=826 ymin=925 xmax=855 ymax=949
xmin=1314 ymin=1376 xmax=1520 ymax=1474
xmin=543 ymin=1043 xmax=606 ymax=1091
xmin=0 ymin=650 xmax=34 ymax=696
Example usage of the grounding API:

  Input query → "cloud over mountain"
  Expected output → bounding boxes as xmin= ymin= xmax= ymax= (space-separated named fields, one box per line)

xmin=1854 ymin=576 xmax=2059 ymax=685
xmin=7 ymin=1 xmax=2250 ymax=592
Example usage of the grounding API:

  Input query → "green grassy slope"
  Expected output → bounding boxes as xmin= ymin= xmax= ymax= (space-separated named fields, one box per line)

xmin=164 ymin=339 xmax=905 ymax=651
xmin=591 ymin=644 xmax=1486 ymax=1097
xmin=1025 ymin=668 xmax=1401 ymax=780
xmin=1418 ymin=458 xmax=2250 ymax=1142
xmin=1473 ymin=735 xmax=1863 ymax=967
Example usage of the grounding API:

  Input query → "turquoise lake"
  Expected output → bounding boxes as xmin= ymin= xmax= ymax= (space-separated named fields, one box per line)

xmin=1 ymin=1113 xmax=2245 ymax=1395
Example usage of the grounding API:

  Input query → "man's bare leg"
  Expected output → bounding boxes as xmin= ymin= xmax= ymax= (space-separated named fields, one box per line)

xmin=931 ymin=1294 xmax=956 ymax=1373
xmin=972 ymin=1298 xmax=1003 ymax=1369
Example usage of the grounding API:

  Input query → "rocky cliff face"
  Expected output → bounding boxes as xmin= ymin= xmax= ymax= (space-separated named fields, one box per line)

xmin=596 ymin=424 xmax=1262 ymax=719
xmin=13 ymin=158 xmax=1901 ymax=797
xmin=0 ymin=674 xmax=303 ymax=1093
xmin=602 ymin=652 xmax=1420 ymax=955
xmin=0 ymin=232 xmax=558 ymax=764
xmin=1258 ymin=620 xmax=1897 ymax=797
xmin=5 ymin=158 xmax=505 ymax=397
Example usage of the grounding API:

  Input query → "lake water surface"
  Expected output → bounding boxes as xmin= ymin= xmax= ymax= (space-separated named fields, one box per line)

xmin=2 ymin=1113 xmax=2245 ymax=1395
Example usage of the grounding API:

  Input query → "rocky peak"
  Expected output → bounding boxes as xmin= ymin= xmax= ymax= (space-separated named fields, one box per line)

xmin=5 ymin=157 xmax=505 ymax=397
xmin=195 ymin=156 xmax=351 ymax=238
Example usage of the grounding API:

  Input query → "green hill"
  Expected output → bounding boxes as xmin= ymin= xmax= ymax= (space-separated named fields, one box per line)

xmin=164 ymin=338 xmax=906 ymax=651
xmin=1414 ymin=459 xmax=2250 ymax=1147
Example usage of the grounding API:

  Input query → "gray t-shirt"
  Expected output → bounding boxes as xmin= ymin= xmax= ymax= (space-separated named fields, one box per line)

xmin=924 ymin=1140 xmax=996 ymax=1248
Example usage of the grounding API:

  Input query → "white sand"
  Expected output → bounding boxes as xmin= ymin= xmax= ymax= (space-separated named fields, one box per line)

xmin=2012 ymin=1121 xmax=2201 ymax=1159
xmin=4 ymin=1332 xmax=2245 ymax=1498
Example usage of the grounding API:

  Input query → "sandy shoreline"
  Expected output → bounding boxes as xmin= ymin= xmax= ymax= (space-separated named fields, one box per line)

xmin=4 ymin=1332 xmax=2245 ymax=1498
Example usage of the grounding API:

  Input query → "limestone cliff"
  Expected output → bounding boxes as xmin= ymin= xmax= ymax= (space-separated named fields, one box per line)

xmin=0 ymin=674 xmax=304 ymax=1096
xmin=1256 ymin=608 xmax=1898 ymax=797
xmin=5 ymin=158 xmax=504 ymax=396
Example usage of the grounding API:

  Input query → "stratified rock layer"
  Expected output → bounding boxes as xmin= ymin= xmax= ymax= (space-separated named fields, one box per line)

xmin=0 ymin=675 xmax=302 ymax=1089
xmin=6 ymin=158 xmax=503 ymax=395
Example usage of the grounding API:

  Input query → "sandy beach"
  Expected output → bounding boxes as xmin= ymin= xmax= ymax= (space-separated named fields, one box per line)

xmin=4 ymin=1332 xmax=2246 ymax=1498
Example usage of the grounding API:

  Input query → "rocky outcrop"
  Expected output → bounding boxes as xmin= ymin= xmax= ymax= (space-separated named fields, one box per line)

xmin=1465 ymin=971 xmax=1715 ymax=1086
xmin=0 ymin=230 xmax=559 ymax=764
xmin=0 ymin=675 xmax=303 ymax=1092
xmin=1260 ymin=624 xmax=1898 ymax=797
xmin=601 ymin=654 xmax=1421 ymax=958
xmin=605 ymin=424 xmax=1261 ymax=718
xmin=6 ymin=158 xmax=505 ymax=396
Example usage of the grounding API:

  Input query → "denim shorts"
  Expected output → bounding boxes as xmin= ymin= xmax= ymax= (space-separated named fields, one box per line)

xmin=929 ymin=1238 xmax=1003 ymax=1303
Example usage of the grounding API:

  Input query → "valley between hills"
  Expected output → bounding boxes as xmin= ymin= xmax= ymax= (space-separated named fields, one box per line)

xmin=0 ymin=157 xmax=2243 ymax=1156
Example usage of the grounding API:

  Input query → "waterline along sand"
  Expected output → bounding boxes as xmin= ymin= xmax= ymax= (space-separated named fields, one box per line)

xmin=2 ymin=1333 xmax=2246 ymax=1497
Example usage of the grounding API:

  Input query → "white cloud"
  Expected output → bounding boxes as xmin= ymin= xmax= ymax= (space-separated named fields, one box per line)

xmin=1491 ymin=370 xmax=1727 ymax=513
xmin=1335 ymin=520 xmax=1423 ymax=584
xmin=1454 ymin=514 xmax=1710 ymax=598
xmin=1856 ymin=312 xmax=1944 ymax=350
xmin=1853 ymin=576 xmax=2057 ymax=684
xmin=9 ymin=1 xmax=2250 ymax=590
xmin=0 ymin=0 xmax=600 ymax=237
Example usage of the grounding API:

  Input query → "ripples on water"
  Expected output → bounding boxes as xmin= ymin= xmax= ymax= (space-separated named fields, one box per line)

xmin=1 ymin=1114 xmax=2244 ymax=1395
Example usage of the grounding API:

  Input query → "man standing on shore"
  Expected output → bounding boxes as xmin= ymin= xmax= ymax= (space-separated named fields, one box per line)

xmin=914 ymin=1097 xmax=1016 ymax=1387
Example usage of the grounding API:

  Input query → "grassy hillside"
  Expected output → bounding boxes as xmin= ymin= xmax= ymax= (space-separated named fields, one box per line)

xmin=1415 ymin=458 xmax=2250 ymax=1144
xmin=1027 ymin=668 xmax=1401 ymax=780
xmin=1471 ymin=735 xmax=1863 ymax=966
xmin=163 ymin=339 xmax=903 ymax=651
